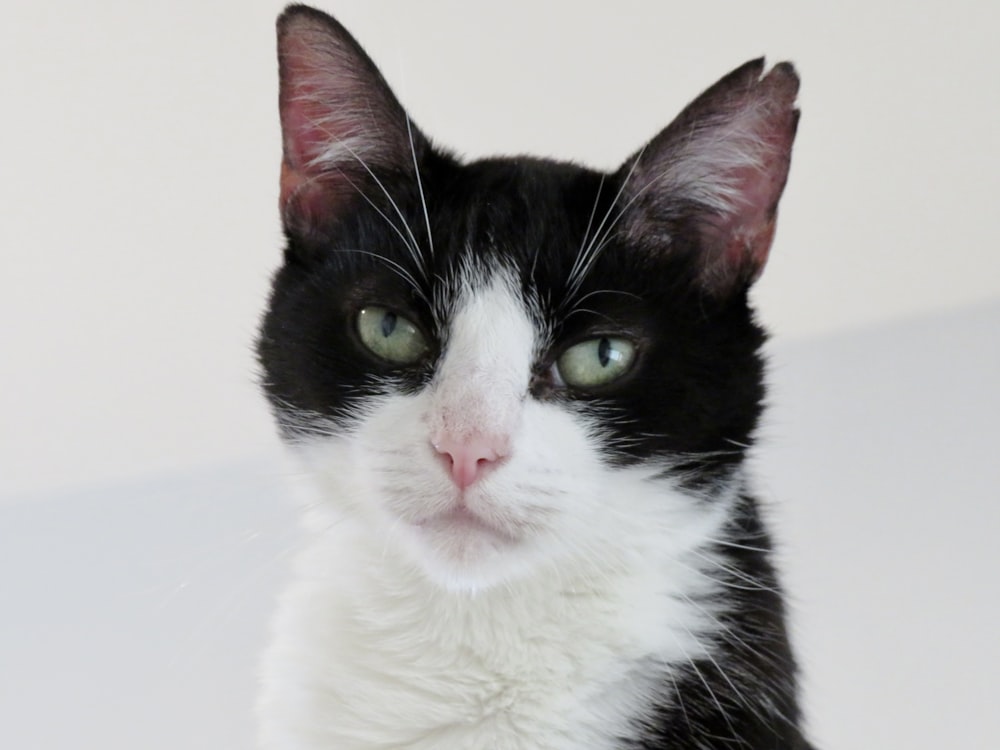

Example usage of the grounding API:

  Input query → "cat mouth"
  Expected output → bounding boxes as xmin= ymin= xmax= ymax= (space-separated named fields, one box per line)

xmin=412 ymin=506 xmax=520 ymax=543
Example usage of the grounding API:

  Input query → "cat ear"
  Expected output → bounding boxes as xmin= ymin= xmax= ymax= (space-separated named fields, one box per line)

xmin=276 ymin=6 xmax=427 ymax=230
xmin=620 ymin=59 xmax=799 ymax=295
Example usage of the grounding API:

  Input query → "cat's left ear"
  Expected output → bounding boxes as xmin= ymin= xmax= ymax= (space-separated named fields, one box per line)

xmin=619 ymin=59 xmax=799 ymax=295
xmin=276 ymin=6 xmax=428 ymax=232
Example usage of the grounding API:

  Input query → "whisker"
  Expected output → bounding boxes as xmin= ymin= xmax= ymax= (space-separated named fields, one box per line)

xmin=570 ymin=288 xmax=643 ymax=306
xmin=679 ymin=593 xmax=783 ymax=735
xmin=336 ymin=169 xmax=427 ymax=277
xmin=666 ymin=667 xmax=696 ymax=736
xmin=705 ymin=537 xmax=772 ymax=555
xmin=689 ymin=548 xmax=781 ymax=595
xmin=566 ymin=146 xmax=646 ymax=300
xmin=406 ymin=112 xmax=435 ymax=260
xmin=336 ymin=248 xmax=428 ymax=305
xmin=673 ymin=598 xmax=776 ymax=743
xmin=678 ymin=590 xmax=783 ymax=677
xmin=673 ymin=555 xmax=776 ymax=594
xmin=560 ymin=306 xmax=620 ymax=325
xmin=305 ymin=114 xmax=427 ymax=276
xmin=667 ymin=629 xmax=740 ymax=742
xmin=570 ymin=174 xmax=605 ymax=281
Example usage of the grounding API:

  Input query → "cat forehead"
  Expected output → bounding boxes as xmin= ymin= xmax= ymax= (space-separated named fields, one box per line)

xmin=415 ymin=159 xmax=626 ymax=297
xmin=433 ymin=259 xmax=539 ymax=334
xmin=429 ymin=158 xmax=606 ymax=249
xmin=441 ymin=269 xmax=537 ymax=351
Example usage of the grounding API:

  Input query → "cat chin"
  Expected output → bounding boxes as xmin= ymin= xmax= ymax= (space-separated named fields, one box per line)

xmin=394 ymin=512 xmax=543 ymax=592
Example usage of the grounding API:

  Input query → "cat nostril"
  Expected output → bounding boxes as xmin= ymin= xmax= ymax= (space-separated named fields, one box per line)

xmin=433 ymin=434 xmax=506 ymax=489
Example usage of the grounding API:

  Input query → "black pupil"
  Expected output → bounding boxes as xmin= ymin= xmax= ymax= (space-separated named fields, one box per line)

xmin=598 ymin=337 xmax=611 ymax=367
xmin=381 ymin=312 xmax=398 ymax=338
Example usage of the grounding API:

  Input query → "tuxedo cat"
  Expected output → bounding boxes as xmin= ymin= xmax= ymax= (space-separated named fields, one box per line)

xmin=257 ymin=5 xmax=812 ymax=749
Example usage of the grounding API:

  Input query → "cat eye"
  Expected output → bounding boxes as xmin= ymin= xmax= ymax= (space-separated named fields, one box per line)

xmin=556 ymin=336 xmax=636 ymax=389
xmin=356 ymin=306 xmax=429 ymax=364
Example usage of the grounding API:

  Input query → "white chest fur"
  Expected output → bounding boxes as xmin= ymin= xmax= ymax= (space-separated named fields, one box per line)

xmin=258 ymin=480 xmax=731 ymax=750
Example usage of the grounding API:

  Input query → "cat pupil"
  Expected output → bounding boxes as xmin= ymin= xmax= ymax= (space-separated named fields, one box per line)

xmin=598 ymin=338 xmax=611 ymax=368
xmin=380 ymin=312 xmax=397 ymax=338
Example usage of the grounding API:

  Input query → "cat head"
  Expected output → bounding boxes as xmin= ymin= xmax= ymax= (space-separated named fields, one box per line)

xmin=258 ymin=5 xmax=799 ymax=590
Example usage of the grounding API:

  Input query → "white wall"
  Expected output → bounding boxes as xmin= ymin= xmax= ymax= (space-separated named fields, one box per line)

xmin=3 ymin=0 xmax=999 ymax=496
xmin=3 ymin=5 xmax=999 ymax=748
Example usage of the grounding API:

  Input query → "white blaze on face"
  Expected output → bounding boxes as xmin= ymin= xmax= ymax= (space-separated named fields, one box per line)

xmin=427 ymin=272 xmax=536 ymax=489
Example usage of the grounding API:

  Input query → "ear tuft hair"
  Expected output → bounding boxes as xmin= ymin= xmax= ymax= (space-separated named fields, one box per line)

xmin=620 ymin=59 xmax=800 ymax=295
xmin=276 ymin=5 xmax=427 ymax=230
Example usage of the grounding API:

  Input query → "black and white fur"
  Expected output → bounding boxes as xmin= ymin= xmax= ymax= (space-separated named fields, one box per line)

xmin=257 ymin=5 xmax=812 ymax=749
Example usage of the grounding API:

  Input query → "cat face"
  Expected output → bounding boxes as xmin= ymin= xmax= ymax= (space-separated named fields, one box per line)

xmin=258 ymin=7 xmax=798 ymax=590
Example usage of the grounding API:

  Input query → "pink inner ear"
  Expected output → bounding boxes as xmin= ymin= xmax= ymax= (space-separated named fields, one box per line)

xmin=281 ymin=81 xmax=336 ymax=172
xmin=277 ymin=34 xmax=334 ymax=218
xmin=622 ymin=60 xmax=799 ymax=294
xmin=278 ymin=68 xmax=341 ymax=217
xmin=279 ymin=160 xmax=315 ymax=220
xmin=697 ymin=65 xmax=799 ymax=289
xmin=278 ymin=89 xmax=346 ymax=222
xmin=275 ymin=12 xmax=419 ymax=227
xmin=711 ymin=145 xmax=792 ymax=283
xmin=722 ymin=214 xmax=777 ymax=284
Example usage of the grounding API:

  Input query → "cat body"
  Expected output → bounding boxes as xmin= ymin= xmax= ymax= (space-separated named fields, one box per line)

xmin=257 ymin=5 xmax=811 ymax=749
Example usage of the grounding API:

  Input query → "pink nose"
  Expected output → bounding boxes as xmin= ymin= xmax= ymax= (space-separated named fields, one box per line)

xmin=433 ymin=433 xmax=507 ymax=489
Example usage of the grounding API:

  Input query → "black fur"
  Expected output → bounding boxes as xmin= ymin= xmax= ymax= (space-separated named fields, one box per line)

xmin=258 ymin=5 xmax=813 ymax=748
xmin=261 ymin=152 xmax=765 ymax=474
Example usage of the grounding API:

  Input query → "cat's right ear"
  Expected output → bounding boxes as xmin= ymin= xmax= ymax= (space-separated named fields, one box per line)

xmin=276 ymin=5 xmax=427 ymax=233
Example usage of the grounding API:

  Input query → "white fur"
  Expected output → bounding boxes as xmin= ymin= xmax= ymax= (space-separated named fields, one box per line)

xmin=629 ymin=99 xmax=777 ymax=228
xmin=258 ymin=272 xmax=735 ymax=749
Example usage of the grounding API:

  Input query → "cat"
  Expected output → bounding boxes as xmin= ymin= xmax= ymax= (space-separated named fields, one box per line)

xmin=256 ymin=4 xmax=813 ymax=749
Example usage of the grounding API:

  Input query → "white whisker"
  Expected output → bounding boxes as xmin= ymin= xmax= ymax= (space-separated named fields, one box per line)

xmin=335 ymin=248 xmax=428 ymax=305
xmin=305 ymin=112 xmax=427 ymax=276
xmin=406 ymin=113 xmax=435 ymax=260
xmin=690 ymin=548 xmax=781 ymax=595
xmin=666 ymin=628 xmax=740 ymax=742
xmin=570 ymin=174 xmax=605 ymax=280
xmin=566 ymin=145 xmax=646 ymax=300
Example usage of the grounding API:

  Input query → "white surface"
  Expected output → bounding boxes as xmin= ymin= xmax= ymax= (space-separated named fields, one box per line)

xmin=0 ymin=462 xmax=294 ymax=749
xmin=760 ymin=301 xmax=1000 ymax=747
xmin=2 ymin=301 xmax=998 ymax=748
xmin=2 ymin=0 xmax=999 ymax=497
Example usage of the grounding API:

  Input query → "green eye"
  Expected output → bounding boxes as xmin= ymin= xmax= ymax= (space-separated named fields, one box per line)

xmin=356 ymin=306 xmax=428 ymax=364
xmin=556 ymin=336 xmax=636 ymax=388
